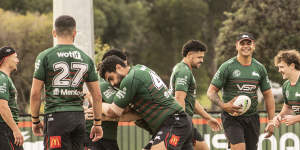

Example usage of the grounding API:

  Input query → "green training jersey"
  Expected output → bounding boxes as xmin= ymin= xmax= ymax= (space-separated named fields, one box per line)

xmin=85 ymin=77 xmax=118 ymax=140
xmin=211 ymin=57 xmax=271 ymax=116
xmin=0 ymin=71 xmax=19 ymax=123
xmin=282 ymin=79 xmax=300 ymax=115
xmin=113 ymin=65 xmax=183 ymax=133
xmin=99 ymin=77 xmax=118 ymax=140
xmin=169 ymin=61 xmax=196 ymax=117
xmin=33 ymin=44 xmax=98 ymax=114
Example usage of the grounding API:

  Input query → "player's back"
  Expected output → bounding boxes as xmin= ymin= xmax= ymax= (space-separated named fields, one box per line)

xmin=120 ymin=65 xmax=183 ymax=133
xmin=34 ymin=44 xmax=98 ymax=114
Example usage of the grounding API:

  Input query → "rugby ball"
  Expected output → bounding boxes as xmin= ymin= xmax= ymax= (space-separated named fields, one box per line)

xmin=229 ymin=95 xmax=251 ymax=116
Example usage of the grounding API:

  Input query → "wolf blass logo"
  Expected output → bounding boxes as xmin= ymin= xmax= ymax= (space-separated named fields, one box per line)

xmin=57 ymin=51 xmax=82 ymax=61
xmin=53 ymin=88 xmax=83 ymax=96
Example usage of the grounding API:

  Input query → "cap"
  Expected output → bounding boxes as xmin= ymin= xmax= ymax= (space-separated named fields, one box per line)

xmin=236 ymin=32 xmax=255 ymax=42
xmin=0 ymin=46 xmax=16 ymax=64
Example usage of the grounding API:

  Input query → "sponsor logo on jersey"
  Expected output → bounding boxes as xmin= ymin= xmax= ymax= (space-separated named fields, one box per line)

xmin=57 ymin=51 xmax=82 ymax=61
xmin=292 ymin=105 xmax=300 ymax=113
xmin=103 ymin=88 xmax=117 ymax=99
xmin=53 ymin=88 xmax=60 ymax=95
xmin=34 ymin=59 xmax=41 ymax=72
xmin=213 ymin=70 xmax=220 ymax=80
xmin=50 ymin=136 xmax=61 ymax=148
xmin=237 ymin=84 xmax=257 ymax=92
xmin=176 ymin=77 xmax=187 ymax=85
xmin=233 ymin=69 xmax=241 ymax=77
xmin=0 ymin=83 xmax=7 ymax=93
xmin=252 ymin=71 xmax=260 ymax=77
xmin=286 ymin=91 xmax=289 ymax=98
xmin=52 ymin=88 xmax=83 ymax=96
xmin=116 ymin=88 xmax=126 ymax=99
xmin=295 ymin=92 xmax=300 ymax=97
xmin=169 ymin=134 xmax=180 ymax=147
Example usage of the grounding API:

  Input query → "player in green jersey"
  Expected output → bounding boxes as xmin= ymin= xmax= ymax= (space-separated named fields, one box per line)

xmin=30 ymin=15 xmax=103 ymax=150
xmin=0 ymin=46 xmax=23 ymax=150
xmin=169 ymin=40 xmax=221 ymax=150
xmin=272 ymin=50 xmax=300 ymax=126
xmin=100 ymin=56 xmax=193 ymax=150
xmin=207 ymin=33 xmax=275 ymax=150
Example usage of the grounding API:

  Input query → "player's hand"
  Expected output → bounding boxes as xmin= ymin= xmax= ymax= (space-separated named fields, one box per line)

xmin=264 ymin=121 xmax=274 ymax=138
xmin=32 ymin=121 xmax=44 ymax=136
xmin=85 ymin=108 xmax=94 ymax=120
xmin=12 ymin=128 xmax=24 ymax=146
xmin=282 ymin=115 xmax=298 ymax=126
xmin=272 ymin=115 xmax=282 ymax=127
xmin=222 ymin=97 xmax=242 ymax=114
xmin=207 ymin=117 xmax=222 ymax=131
xmin=90 ymin=125 xmax=103 ymax=142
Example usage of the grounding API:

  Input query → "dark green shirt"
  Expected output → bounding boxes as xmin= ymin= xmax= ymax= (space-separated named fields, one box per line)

xmin=113 ymin=65 xmax=183 ymax=133
xmin=211 ymin=57 xmax=271 ymax=116
xmin=169 ymin=61 xmax=196 ymax=117
xmin=0 ymin=71 xmax=19 ymax=123
xmin=33 ymin=44 xmax=98 ymax=114
xmin=282 ymin=79 xmax=300 ymax=115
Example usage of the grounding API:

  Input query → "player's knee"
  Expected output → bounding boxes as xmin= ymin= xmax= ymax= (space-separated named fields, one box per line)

xmin=194 ymin=141 xmax=209 ymax=150
xmin=151 ymin=141 xmax=166 ymax=150
xmin=230 ymin=143 xmax=245 ymax=150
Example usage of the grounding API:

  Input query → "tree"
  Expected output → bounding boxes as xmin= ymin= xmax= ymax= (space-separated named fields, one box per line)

xmin=0 ymin=9 xmax=53 ymax=113
xmin=216 ymin=0 xmax=300 ymax=83
xmin=0 ymin=0 xmax=52 ymax=14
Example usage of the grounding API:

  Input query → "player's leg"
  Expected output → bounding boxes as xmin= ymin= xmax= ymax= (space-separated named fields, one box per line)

xmin=92 ymin=139 xmax=119 ymax=150
xmin=230 ymin=143 xmax=246 ymax=150
xmin=221 ymin=112 xmax=246 ymax=150
xmin=44 ymin=112 xmax=73 ymax=150
xmin=150 ymin=112 xmax=193 ymax=150
xmin=0 ymin=123 xmax=23 ymax=150
xmin=244 ymin=114 xmax=260 ymax=150
xmin=192 ymin=127 xmax=208 ymax=150
xmin=71 ymin=112 xmax=86 ymax=150
xmin=194 ymin=141 xmax=209 ymax=150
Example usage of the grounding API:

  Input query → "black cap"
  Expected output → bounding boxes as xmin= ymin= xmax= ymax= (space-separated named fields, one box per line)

xmin=236 ymin=32 xmax=255 ymax=42
xmin=0 ymin=46 xmax=16 ymax=63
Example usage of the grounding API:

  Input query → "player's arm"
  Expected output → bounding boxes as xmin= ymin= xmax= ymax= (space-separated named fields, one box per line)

xmin=262 ymin=89 xmax=275 ymax=138
xmin=194 ymin=100 xmax=221 ymax=131
xmin=102 ymin=110 xmax=141 ymax=121
xmin=174 ymin=91 xmax=186 ymax=110
xmin=30 ymin=78 xmax=44 ymax=122
xmin=0 ymin=100 xmax=23 ymax=146
xmin=207 ymin=84 xmax=241 ymax=114
xmin=102 ymin=102 xmax=124 ymax=118
xmin=86 ymin=81 xmax=102 ymax=125
xmin=262 ymin=89 xmax=275 ymax=121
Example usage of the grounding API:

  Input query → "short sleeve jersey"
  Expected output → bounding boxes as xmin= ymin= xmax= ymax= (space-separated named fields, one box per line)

xmin=113 ymin=65 xmax=183 ymax=133
xmin=282 ymin=79 xmax=300 ymax=115
xmin=211 ymin=57 xmax=271 ymax=116
xmin=99 ymin=77 xmax=118 ymax=140
xmin=169 ymin=61 xmax=196 ymax=117
xmin=0 ymin=71 xmax=19 ymax=123
xmin=33 ymin=45 xmax=98 ymax=114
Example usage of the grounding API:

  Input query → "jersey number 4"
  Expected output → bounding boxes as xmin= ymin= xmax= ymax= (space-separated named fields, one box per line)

xmin=150 ymin=71 xmax=166 ymax=90
xmin=52 ymin=61 xmax=88 ymax=87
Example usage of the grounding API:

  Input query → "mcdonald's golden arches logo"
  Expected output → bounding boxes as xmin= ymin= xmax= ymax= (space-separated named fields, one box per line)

xmin=50 ymin=136 xmax=62 ymax=148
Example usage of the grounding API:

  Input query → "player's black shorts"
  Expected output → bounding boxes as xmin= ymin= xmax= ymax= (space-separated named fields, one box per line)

xmin=43 ymin=111 xmax=86 ymax=150
xmin=0 ymin=122 xmax=23 ymax=150
xmin=221 ymin=112 xmax=260 ymax=150
xmin=192 ymin=126 xmax=204 ymax=145
xmin=92 ymin=138 xmax=119 ymax=150
xmin=145 ymin=111 xmax=193 ymax=150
